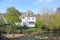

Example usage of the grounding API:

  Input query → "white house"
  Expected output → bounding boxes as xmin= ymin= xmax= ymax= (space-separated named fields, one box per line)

xmin=21 ymin=16 xmax=36 ymax=27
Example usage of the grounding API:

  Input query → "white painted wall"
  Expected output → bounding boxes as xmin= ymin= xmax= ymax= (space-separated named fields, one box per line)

xmin=21 ymin=16 xmax=36 ymax=27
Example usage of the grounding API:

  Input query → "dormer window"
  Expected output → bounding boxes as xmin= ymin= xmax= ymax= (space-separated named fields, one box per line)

xmin=32 ymin=18 xmax=34 ymax=20
xmin=28 ymin=18 xmax=30 ymax=20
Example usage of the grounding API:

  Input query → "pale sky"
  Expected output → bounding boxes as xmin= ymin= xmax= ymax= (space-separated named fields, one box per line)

xmin=0 ymin=0 xmax=60 ymax=13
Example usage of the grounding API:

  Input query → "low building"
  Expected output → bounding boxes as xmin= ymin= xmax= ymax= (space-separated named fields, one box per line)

xmin=56 ymin=7 xmax=60 ymax=13
xmin=34 ymin=14 xmax=41 ymax=20
xmin=0 ymin=13 xmax=7 ymax=25
xmin=55 ymin=7 xmax=60 ymax=14
xmin=21 ymin=16 xmax=36 ymax=27
xmin=20 ymin=10 xmax=36 ymax=27
xmin=20 ymin=10 xmax=33 ymax=19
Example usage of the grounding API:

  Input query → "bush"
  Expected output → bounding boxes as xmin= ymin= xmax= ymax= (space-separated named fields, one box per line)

xmin=35 ymin=20 xmax=43 ymax=29
xmin=0 ymin=20 xmax=3 ymax=27
xmin=0 ymin=25 xmax=22 ymax=34
xmin=27 ymin=28 xmax=38 ymax=32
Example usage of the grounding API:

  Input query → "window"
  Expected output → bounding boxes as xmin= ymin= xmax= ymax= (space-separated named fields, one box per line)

xmin=29 ymin=22 xmax=35 ymax=24
xmin=28 ymin=18 xmax=30 ymax=20
xmin=32 ymin=18 xmax=34 ymax=20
